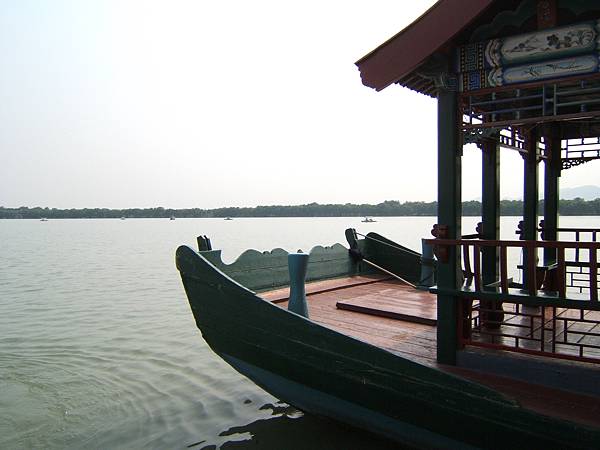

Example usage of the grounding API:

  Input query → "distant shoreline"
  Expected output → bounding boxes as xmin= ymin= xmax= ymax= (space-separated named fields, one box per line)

xmin=2 ymin=199 xmax=600 ymax=219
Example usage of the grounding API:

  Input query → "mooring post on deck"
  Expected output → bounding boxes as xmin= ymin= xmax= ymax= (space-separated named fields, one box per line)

xmin=288 ymin=252 xmax=310 ymax=318
xmin=197 ymin=235 xmax=212 ymax=252
xmin=436 ymin=86 xmax=462 ymax=365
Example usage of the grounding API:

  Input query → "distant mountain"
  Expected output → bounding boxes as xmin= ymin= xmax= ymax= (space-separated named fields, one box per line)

xmin=560 ymin=185 xmax=600 ymax=200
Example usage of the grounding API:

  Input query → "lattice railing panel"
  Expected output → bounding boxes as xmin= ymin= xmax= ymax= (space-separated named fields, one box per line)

xmin=467 ymin=303 xmax=600 ymax=362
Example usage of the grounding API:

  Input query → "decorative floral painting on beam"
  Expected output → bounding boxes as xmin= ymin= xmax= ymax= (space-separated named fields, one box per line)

xmin=490 ymin=21 xmax=598 ymax=66
xmin=457 ymin=20 xmax=600 ymax=91
xmin=490 ymin=54 xmax=599 ymax=86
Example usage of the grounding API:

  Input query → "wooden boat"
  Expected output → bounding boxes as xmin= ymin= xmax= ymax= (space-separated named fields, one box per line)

xmin=178 ymin=1 xmax=600 ymax=447
xmin=176 ymin=230 xmax=600 ymax=449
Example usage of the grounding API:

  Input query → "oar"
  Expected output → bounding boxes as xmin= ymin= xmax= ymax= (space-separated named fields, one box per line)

xmin=345 ymin=227 xmax=417 ymax=289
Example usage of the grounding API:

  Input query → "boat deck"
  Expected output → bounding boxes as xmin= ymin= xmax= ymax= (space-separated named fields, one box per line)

xmin=260 ymin=276 xmax=600 ymax=428
xmin=262 ymin=275 xmax=439 ymax=366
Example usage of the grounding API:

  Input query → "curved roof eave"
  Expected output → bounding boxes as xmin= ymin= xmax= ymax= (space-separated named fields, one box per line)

xmin=355 ymin=0 xmax=495 ymax=92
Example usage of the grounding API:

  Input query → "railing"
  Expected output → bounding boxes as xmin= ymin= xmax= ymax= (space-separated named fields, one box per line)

xmin=554 ymin=227 xmax=599 ymax=243
xmin=461 ymin=75 xmax=600 ymax=130
xmin=454 ymin=239 xmax=598 ymax=300
xmin=427 ymin=237 xmax=600 ymax=363
xmin=467 ymin=299 xmax=600 ymax=363
xmin=541 ymin=226 xmax=600 ymax=296
xmin=562 ymin=138 xmax=600 ymax=161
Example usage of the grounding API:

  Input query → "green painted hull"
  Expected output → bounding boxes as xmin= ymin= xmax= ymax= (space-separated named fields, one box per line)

xmin=176 ymin=242 xmax=599 ymax=449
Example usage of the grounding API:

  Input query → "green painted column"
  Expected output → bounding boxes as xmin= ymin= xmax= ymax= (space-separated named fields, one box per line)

xmin=481 ymin=138 xmax=500 ymax=285
xmin=436 ymin=87 xmax=461 ymax=365
xmin=522 ymin=131 xmax=539 ymax=289
xmin=543 ymin=134 xmax=561 ymax=265
xmin=480 ymin=137 xmax=504 ymax=327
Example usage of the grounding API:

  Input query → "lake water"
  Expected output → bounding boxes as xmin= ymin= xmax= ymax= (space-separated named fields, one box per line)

xmin=1 ymin=216 xmax=598 ymax=449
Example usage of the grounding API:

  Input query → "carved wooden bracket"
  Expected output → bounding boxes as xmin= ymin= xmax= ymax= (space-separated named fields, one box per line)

xmin=516 ymin=220 xmax=524 ymax=240
xmin=431 ymin=224 xmax=449 ymax=263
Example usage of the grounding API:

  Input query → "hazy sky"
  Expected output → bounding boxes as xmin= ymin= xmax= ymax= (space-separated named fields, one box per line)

xmin=1 ymin=0 xmax=598 ymax=209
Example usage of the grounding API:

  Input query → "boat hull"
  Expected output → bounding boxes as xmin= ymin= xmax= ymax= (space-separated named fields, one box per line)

xmin=220 ymin=353 xmax=477 ymax=449
xmin=176 ymin=245 xmax=599 ymax=449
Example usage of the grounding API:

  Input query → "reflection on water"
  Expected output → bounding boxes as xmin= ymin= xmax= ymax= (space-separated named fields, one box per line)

xmin=203 ymin=403 xmax=403 ymax=450
xmin=1 ymin=217 xmax=597 ymax=448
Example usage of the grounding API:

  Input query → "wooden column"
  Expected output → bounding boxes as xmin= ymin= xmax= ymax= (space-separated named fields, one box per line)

xmin=543 ymin=133 xmax=561 ymax=265
xmin=481 ymin=138 xmax=500 ymax=285
xmin=523 ymin=131 xmax=539 ymax=289
xmin=436 ymin=87 xmax=462 ymax=365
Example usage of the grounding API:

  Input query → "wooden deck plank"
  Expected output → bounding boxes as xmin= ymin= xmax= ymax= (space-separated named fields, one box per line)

xmin=277 ymin=296 xmax=435 ymax=336
xmin=266 ymin=278 xmax=439 ymax=365
xmin=309 ymin=309 xmax=438 ymax=350
xmin=311 ymin=308 xmax=438 ymax=345
xmin=336 ymin=286 xmax=437 ymax=326
xmin=312 ymin=317 xmax=437 ymax=364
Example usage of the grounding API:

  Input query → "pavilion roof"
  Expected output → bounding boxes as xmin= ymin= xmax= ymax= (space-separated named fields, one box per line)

xmin=355 ymin=0 xmax=496 ymax=95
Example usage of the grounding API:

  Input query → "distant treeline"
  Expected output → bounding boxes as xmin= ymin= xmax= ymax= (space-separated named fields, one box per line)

xmin=2 ymin=199 xmax=600 ymax=219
